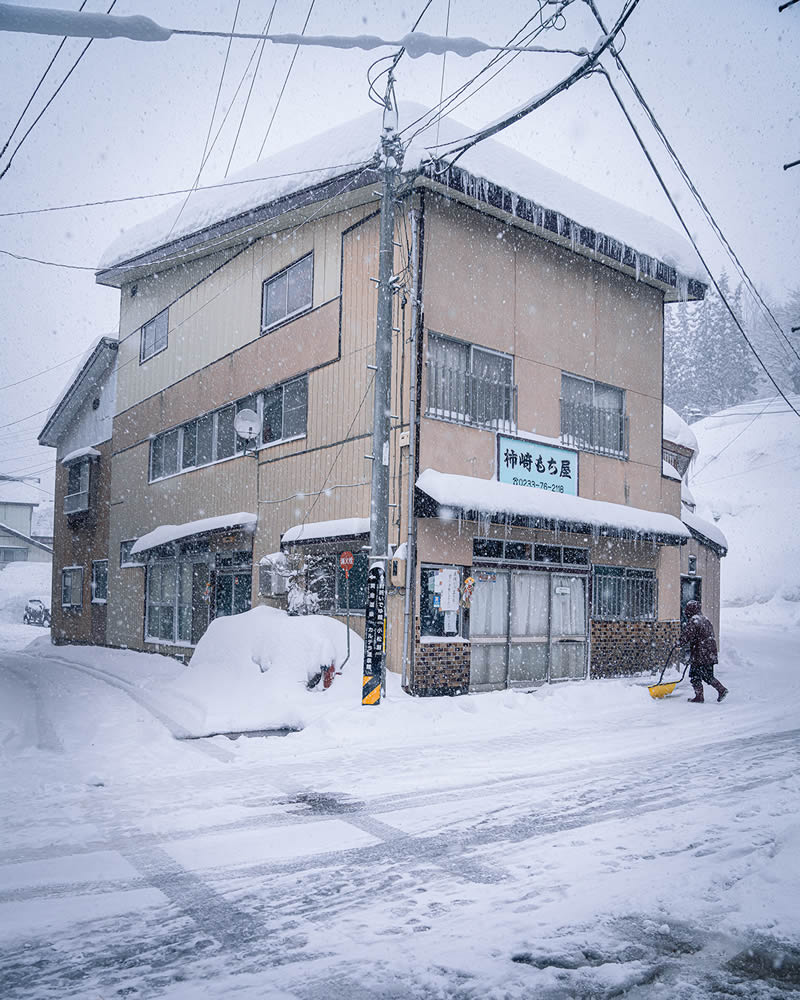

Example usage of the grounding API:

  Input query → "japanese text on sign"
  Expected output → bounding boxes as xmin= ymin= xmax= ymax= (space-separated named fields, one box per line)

xmin=497 ymin=435 xmax=578 ymax=496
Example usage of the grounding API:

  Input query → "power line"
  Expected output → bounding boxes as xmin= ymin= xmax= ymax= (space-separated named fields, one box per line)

xmin=0 ymin=406 xmax=52 ymax=430
xmin=224 ymin=0 xmax=279 ymax=178
xmin=0 ymin=350 xmax=85 ymax=391
xmin=583 ymin=0 xmax=800 ymax=366
xmin=167 ymin=0 xmax=243 ymax=240
xmin=0 ymin=0 xmax=89 ymax=162
xmin=0 ymin=160 xmax=368 ymax=218
xmin=597 ymin=67 xmax=800 ymax=422
xmin=0 ymin=248 xmax=95 ymax=270
xmin=690 ymin=394 xmax=778 ymax=482
xmin=256 ymin=0 xmax=316 ymax=160
xmin=0 ymin=0 xmax=117 ymax=181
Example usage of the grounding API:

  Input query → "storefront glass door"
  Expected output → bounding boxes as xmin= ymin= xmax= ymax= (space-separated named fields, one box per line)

xmin=549 ymin=574 xmax=588 ymax=680
xmin=469 ymin=568 xmax=588 ymax=690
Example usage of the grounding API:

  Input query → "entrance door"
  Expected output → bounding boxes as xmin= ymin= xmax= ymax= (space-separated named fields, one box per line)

xmin=680 ymin=576 xmax=702 ymax=623
xmin=469 ymin=571 xmax=509 ymax=690
xmin=190 ymin=562 xmax=211 ymax=644
xmin=215 ymin=571 xmax=252 ymax=619
xmin=549 ymin=574 xmax=588 ymax=680
xmin=507 ymin=571 xmax=549 ymax=686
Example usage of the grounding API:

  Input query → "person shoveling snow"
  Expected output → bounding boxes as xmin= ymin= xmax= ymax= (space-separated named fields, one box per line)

xmin=681 ymin=600 xmax=729 ymax=704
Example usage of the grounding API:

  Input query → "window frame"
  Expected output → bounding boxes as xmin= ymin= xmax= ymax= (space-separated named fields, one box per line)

xmin=91 ymin=559 xmax=109 ymax=603
xmin=420 ymin=563 xmax=465 ymax=639
xmin=139 ymin=308 xmax=169 ymax=364
xmin=260 ymin=253 xmax=314 ymax=334
xmin=591 ymin=564 xmax=656 ymax=622
xmin=425 ymin=331 xmax=516 ymax=431
xmin=560 ymin=372 xmax=628 ymax=459
xmin=64 ymin=458 xmax=91 ymax=514
xmin=120 ymin=540 xmax=145 ymax=568
xmin=61 ymin=565 xmax=84 ymax=608
xmin=148 ymin=376 xmax=308 ymax=483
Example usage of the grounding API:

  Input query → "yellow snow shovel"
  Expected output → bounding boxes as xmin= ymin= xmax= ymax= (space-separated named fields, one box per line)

xmin=648 ymin=645 xmax=687 ymax=699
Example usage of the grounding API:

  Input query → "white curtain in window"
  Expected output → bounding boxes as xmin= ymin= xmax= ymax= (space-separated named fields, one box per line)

xmin=551 ymin=575 xmax=586 ymax=636
xmin=510 ymin=572 xmax=549 ymax=637
xmin=470 ymin=574 xmax=508 ymax=637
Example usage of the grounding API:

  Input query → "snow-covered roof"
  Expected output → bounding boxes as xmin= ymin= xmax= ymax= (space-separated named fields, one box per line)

xmin=0 ymin=480 xmax=42 ymax=506
xmin=681 ymin=481 xmax=696 ymax=508
xmin=98 ymin=102 xmax=703 ymax=293
xmin=39 ymin=336 xmax=118 ymax=448
xmin=681 ymin=508 xmax=728 ymax=555
xmin=417 ymin=468 xmax=689 ymax=542
xmin=663 ymin=405 xmax=699 ymax=455
xmin=0 ymin=522 xmax=53 ymax=554
xmin=61 ymin=446 xmax=101 ymax=466
xmin=282 ymin=517 xmax=370 ymax=545
xmin=30 ymin=501 xmax=54 ymax=538
xmin=131 ymin=512 xmax=257 ymax=555
xmin=662 ymin=459 xmax=682 ymax=482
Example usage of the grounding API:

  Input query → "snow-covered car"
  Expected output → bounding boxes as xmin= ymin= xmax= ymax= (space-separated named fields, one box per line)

xmin=23 ymin=598 xmax=51 ymax=627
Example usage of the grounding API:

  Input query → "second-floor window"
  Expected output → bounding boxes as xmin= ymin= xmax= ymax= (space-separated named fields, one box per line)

xmin=261 ymin=254 xmax=313 ymax=333
xmin=64 ymin=459 xmax=90 ymax=514
xmin=561 ymin=374 xmax=628 ymax=459
xmin=426 ymin=332 xmax=516 ymax=432
xmin=149 ymin=375 xmax=308 ymax=482
xmin=140 ymin=308 xmax=168 ymax=363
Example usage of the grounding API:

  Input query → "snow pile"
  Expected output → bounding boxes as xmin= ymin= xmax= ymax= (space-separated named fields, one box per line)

xmin=663 ymin=404 xmax=699 ymax=453
xmin=61 ymin=446 xmax=101 ymax=465
xmin=0 ymin=562 xmax=52 ymax=624
xmin=131 ymin=512 xmax=257 ymax=555
xmin=282 ymin=516 xmax=369 ymax=543
xmin=690 ymin=395 xmax=800 ymax=625
xmin=99 ymin=102 xmax=702 ymax=281
xmin=160 ymin=605 xmax=363 ymax=736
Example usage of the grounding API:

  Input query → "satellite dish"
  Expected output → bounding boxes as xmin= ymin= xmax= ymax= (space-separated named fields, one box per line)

xmin=234 ymin=408 xmax=259 ymax=441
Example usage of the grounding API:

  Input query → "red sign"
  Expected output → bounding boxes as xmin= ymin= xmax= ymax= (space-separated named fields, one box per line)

xmin=339 ymin=551 xmax=354 ymax=577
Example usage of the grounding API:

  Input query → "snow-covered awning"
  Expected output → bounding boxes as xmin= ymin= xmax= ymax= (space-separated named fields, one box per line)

xmin=282 ymin=516 xmax=370 ymax=545
xmin=61 ymin=446 xmax=101 ymax=465
xmin=663 ymin=405 xmax=699 ymax=455
xmin=416 ymin=469 xmax=689 ymax=544
xmin=131 ymin=512 xmax=257 ymax=556
xmin=662 ymin=459 xmax=682 ymax=482
xmin=681 ymin=509 xmax=728 ymax=556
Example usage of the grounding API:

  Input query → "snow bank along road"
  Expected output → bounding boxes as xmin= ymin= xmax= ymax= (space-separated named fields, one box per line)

xmin=1 ymin=624 xmax=799 ymax=999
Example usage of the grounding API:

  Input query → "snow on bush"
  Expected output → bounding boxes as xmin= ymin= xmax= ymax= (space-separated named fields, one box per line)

xmin=160 ymin=605 xmax=363 ymax=737
xmin=0 ymin=562 xmax=52 ymax=624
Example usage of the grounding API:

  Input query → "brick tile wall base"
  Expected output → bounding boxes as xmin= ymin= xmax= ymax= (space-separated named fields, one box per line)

xmin=411 ymin=622 xmax=470 ymax=696
xmin=590 ymin=619 xmax=680 ymax=677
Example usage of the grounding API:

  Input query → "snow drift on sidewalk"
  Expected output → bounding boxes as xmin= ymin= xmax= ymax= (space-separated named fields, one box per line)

xmin=160 ymin=605 xmax=363 ymax=737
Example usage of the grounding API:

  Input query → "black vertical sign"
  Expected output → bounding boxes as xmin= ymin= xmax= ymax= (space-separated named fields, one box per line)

xmin=362 ymin=564 xmax=385 ymax=705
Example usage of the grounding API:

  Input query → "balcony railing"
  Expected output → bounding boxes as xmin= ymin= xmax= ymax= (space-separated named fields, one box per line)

xmin=64 ymin=491 xmax=89 ymax=514
xmin=426 ymin=362 xmax=517 ymax=432
xmin=560 ymin=399 xmax=629 ymax=458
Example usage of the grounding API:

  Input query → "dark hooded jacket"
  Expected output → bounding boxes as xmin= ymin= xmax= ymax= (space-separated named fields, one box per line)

xmin=680 ymin=601 xmax=718 ymax=667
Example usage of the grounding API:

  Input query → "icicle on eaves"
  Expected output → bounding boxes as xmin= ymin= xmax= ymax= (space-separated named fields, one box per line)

xmin=634 ymin=252 xmax=640 ymax=283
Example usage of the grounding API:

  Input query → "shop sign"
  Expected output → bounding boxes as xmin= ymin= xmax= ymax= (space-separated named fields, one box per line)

xmin=497 ymin=434 xmax=578 ymax=496
xmin=361 ymin=565 xmax=385 ymax=706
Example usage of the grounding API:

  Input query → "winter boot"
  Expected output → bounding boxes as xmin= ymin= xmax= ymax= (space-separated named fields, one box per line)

xmin=711 ymin=680 xmax=728 ymax=702
xmin=687 ymin=683 xmax=704 ymax=703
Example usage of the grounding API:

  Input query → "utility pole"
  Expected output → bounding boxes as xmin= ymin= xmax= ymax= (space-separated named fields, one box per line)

xmin=362 ymin=72 xmax=404 ymax=707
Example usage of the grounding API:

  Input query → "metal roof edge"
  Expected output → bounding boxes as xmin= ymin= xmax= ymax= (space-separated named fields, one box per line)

xmin=38 ymin=337 xmax=118 ymax=448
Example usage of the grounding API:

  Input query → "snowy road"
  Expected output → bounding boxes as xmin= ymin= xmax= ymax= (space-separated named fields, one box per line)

xmin=1 ymin=627 xmax=799 ymax=999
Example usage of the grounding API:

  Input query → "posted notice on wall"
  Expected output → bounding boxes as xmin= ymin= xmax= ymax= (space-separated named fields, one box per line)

xmin=434 ymin=568 xmax=461 ymax=613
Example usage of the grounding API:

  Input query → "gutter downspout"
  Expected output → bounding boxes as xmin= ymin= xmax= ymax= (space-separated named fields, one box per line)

xmin=401 ymin=202 xmax=423 ymax=691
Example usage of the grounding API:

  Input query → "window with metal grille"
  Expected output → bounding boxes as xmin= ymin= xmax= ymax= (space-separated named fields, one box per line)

xmin=426 ymin=332 xmax=516 ymax=432
xmin=592 ymin=566 xmax=656 ymax=620
xmin=561 ymin=373 xmax=628 ymax=458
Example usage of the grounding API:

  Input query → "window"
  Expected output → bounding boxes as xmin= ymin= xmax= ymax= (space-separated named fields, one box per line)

xmin=120 ymin=540 xmax=145 ymax=567
xmin=146 ymin=562 xmax=176 ymax=642
xmin=335 ymin=551 xmax=369 ymax=612
xmin=149 ymin=377 xmax=308 ymax=482
xmin=1 ymin=547 xmax=28 ymax=563
xmin=663 ymin=446 xmax=691 ymax=478
xmin=420 ymin=565 xmax=464 ymax=637
xmin=61 ymin=566 xmax=83 ymax=608
xmin=592 ymin=566 xmax=656 ymax=621
xmin=561 ymin=374 xmax=627 ymax=458
xmin=261 ymin=254 xmax=313 ymax=332
xmin=426 ymin=333 xmax=516 ymax=431
xmin=91 ymin=560 xmax=108 ymax=603
xmin=140 ymin=308 xmax=168 ymax=362
xmin=472 ymin=539 xmax=588 ymax=567
xmin=64 ymin=459 xmax=90 ymax=514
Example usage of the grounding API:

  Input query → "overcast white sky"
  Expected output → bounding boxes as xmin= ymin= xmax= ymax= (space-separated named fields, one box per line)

xmin=0 ymin=0 xmax=798 ymax=498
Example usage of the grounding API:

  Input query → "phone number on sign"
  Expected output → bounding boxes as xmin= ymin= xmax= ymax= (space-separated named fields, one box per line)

xmin=512 ymin=477 xmax=565 ymax=493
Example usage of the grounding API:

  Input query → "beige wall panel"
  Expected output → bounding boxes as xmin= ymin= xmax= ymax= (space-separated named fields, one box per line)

xmin=116 ymin=206 xmax=374 ymax=414
xmin=423 ymin=201 xmax=515 ymax=352
xmin=515 ymin=359 xmax=560 ymax=439
xmin=593 ymin=270 xmax=662 ymax=399
xmin=417 ymin=417 xmax=496 ymax=480
xmin=591 ymin=537 xmax=659 ymax=569
xmin=626 ymin=390 xmax=662 ymax=468
xmin=416 ymin=519 xmax=472 ymax=567
xmin=657 ymin=544 xmax=681 ymax=620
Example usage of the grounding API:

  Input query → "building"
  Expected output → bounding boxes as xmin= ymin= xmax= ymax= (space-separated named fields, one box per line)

xmin=0 ymin=479 xmax=52 ymax=567
xmin=38 ymin=337 xmax=117 ymax=644
xmin=43 ymin=104 xmax=718 ymax=691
